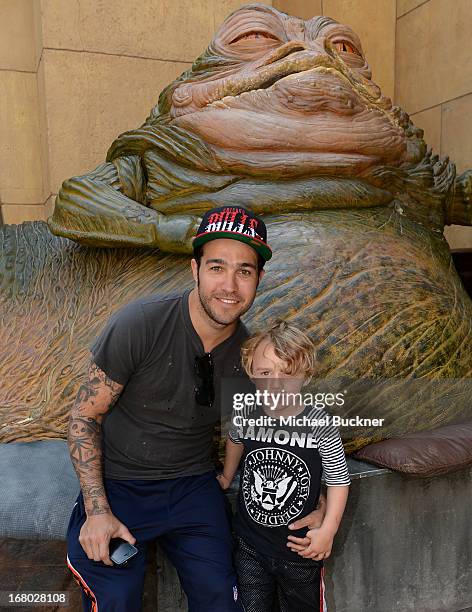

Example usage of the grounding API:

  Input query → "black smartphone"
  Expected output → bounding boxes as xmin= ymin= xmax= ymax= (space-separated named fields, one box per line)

xmin=109 ymin=538 xmax=138 ymax=566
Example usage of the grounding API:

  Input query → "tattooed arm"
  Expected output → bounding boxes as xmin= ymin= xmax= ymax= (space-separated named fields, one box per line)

xmin=68 ymin=361 xmax=135 ymax=566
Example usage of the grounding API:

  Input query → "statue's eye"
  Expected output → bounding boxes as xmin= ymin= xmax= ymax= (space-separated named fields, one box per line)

xmin=333 ymin=40 xmax=361 ymax=56
xmin=230 ymin=31 xmax=279 ymax=44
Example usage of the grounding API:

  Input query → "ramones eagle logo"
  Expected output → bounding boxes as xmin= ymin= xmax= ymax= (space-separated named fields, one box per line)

xmin=242 ymin=447 xmax=311 ymax=527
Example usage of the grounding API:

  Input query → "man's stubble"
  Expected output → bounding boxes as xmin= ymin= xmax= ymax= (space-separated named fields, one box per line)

xmin=196 ymin=272 xmax=258 ymax=328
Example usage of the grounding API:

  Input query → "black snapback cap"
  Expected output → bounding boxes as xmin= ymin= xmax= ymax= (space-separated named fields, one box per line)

xmin=193 ymin=206 xmax=272 ymax=261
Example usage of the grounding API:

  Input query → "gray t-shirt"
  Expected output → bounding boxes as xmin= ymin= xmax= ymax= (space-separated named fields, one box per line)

xmin=91 ymin=289 xmax=248 ymax=480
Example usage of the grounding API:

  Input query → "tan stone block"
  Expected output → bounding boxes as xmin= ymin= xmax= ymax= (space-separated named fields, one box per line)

xmin=444 ymin=225 xmax=472 ymax=250
xmin=441 ymin=93 xmax=472 ymax=174
xmin=396 ymin=0 xmax=472 ymax=114
xmin=322 ymin=0 xmax=396 ymax=101
xmin=410 ymin=105 xmax=441 ymax=154
xmin=41 ymin=49 xmax=190 ymax=192
xmin=0 ymin=0 xmax=37 ymax=71
xmin=272 ymin=0 xmax=322 ymax=19
xmin=1 ymin=204 xmax=47 ymax=224
xmin=0 ymin=71 xmax=47 ymax=205
xmin=40 ymin=0 xmax=270 ymax=63
xmin=397 ymin=0 xmax=426 ymax=17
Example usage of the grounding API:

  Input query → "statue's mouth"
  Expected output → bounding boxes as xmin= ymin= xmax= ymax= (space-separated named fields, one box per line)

xmin=206 ymin=66 xmax=362 ymax=117
xmin=170 ymin=44 xmax=390 ymax=119
xmin=204 ymin=46 xmax=388 ymax=114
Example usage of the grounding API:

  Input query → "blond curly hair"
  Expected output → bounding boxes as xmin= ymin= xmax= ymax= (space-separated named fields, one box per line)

xmin=241 ymin=320 xmax=317 ymax=379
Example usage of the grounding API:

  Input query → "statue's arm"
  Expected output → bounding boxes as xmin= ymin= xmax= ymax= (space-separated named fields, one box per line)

xmin=48 ymin=155 xmax=200 ymax=251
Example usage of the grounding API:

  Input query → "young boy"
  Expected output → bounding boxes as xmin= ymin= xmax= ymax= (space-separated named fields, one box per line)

xmin=218 ymin=321 xmax=350 ymax=612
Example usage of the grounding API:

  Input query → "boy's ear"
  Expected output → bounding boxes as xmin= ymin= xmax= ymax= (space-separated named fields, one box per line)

xmin=302 ymin=376 xmax=312 ymax=388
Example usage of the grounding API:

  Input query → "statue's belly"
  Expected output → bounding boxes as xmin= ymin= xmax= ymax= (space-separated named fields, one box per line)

xmin=249 ymin=209 xmax=470 ymax=377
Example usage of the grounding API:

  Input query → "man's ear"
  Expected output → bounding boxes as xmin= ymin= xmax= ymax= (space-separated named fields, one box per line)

xmin=191 ymin=258 xmax=199 ymax=284
xmin=258 ymin=269 xmax=265 ymax=284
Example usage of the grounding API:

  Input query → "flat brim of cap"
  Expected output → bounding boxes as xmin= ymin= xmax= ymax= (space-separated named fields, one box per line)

xmin=193 ymin=231 xmax=272 ymax=261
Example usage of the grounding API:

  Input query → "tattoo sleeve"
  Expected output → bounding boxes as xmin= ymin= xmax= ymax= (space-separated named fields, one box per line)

xmin=67 ymin=361 xmax=123 ymax=516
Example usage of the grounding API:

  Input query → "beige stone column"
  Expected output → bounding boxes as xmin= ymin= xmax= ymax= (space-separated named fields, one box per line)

xmin=0 ymin=0 xmax=48 ymax=224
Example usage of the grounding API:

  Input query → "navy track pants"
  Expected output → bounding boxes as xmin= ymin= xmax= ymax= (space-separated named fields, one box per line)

xmin=66 ymin=472 xmax=242 ymax=612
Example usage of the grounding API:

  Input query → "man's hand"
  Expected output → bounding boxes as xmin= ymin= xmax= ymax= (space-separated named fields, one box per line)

xmin=79 ymin=512 xmax=136 ymax=566
xmin=296 ymin=526 xmax=335 ymax=561
xmin=286 ymin=493 xmax=326 ymax=553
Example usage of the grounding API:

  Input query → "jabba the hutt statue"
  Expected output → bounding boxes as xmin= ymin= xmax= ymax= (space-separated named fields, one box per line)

xmin=2 ymin=4 xmax=472 ymax=457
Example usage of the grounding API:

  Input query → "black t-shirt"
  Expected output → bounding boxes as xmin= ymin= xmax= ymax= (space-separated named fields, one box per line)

xmin=229 ymin=405 xmax=350 ymax=560
xmin=91 ymin=289 xmax=248 ymax=479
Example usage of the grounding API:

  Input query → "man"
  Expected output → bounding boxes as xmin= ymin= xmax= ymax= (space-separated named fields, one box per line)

xmin=66 ymin=205 xmax=323 ymax=611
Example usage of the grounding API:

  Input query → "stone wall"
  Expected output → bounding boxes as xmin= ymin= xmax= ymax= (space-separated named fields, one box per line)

xmin=396 ymin=0 xmax=472 ymax=247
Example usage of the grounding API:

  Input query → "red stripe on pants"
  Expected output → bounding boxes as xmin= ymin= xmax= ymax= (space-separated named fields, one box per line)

xmin=67 ymin=555 xmax=99 ymax=612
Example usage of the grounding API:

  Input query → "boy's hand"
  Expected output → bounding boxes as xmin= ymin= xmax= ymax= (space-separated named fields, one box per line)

xmin=286 ymin=494 xmax=326 ymax=552
xmin=296 ymin=526 xmax=335 ymax=560
xmin=217 ymin=474 xmax=231 ymax=490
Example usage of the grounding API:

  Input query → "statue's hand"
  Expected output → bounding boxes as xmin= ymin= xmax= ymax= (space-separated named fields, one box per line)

xmin=154 ymin=213 xmax=202 ymax=253
xmin=49 ymin=158 xmax=203 ymax=251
